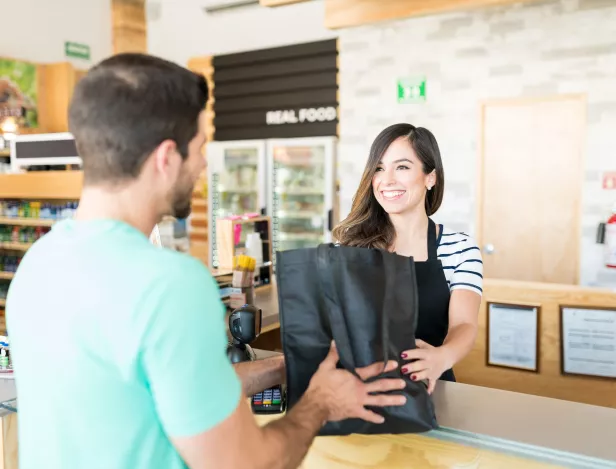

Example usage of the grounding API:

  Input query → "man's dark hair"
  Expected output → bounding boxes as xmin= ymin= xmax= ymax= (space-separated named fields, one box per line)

xmin=68 ymin=53 xmax=208 ymax=185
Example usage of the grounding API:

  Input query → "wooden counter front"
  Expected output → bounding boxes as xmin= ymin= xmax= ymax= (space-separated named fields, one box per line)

xmin=455 ymin=279 xmax=616 ymax=409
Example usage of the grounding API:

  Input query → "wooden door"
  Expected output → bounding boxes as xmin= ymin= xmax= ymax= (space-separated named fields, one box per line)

xmin=478 ymin=96 xmax=585 ymax=284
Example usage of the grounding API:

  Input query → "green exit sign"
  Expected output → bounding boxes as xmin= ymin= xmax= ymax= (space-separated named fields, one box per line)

xmin=65 ymin=41 xmax=90 ymax=60
xmin=397 ymin=77 xmax=426 ymax=103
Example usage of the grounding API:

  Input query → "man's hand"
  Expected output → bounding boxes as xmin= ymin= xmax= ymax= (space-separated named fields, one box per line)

xmin=307 ymin=341 xmax=406 ymax=424
xmin=172 ymin=343 xmax=407 ymax=469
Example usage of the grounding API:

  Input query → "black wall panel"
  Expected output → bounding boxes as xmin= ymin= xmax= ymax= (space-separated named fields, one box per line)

xmin=213 ymin=39 xmax=338 ymax=141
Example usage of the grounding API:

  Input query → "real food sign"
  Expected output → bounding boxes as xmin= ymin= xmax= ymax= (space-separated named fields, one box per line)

xmin=212 ymin=39 xmax=338 ymax=141
xmin=266 ymin=107 xmax=337 ymax=126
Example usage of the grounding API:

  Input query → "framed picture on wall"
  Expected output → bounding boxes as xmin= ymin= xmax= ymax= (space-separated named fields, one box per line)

xmin=560 ymin=306 xmax=616 ymax=380
xmin=486 ymin=302 xmax=540 ymax=372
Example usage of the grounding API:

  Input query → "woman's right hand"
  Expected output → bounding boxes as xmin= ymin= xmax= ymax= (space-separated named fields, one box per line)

xmin=306 ymin=342 xmax=407 ymax=424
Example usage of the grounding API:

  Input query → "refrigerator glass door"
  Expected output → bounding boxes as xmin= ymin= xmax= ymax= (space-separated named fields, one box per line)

xmin=268 ymin=137 xmax=336 ymax=254
xmin=208 ymin=140 xmax=266 ymax=268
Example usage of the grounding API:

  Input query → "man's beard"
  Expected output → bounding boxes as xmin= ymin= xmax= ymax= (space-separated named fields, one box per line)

xmin=170 ymin=176 xmax=194 ymax=220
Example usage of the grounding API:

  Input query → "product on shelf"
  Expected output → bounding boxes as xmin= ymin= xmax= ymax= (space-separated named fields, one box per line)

xmin=0 ymin=200 xmax=78 ymax=220
xmin=0 ymin=283 xmax=8 ymax=300
xmin=0 ymin=254 xmax=23 ymax=273
xmin=0 ymin=226 xmax=49 ymax=244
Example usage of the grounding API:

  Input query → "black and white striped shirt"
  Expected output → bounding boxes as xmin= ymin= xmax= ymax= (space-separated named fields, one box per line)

xmin=436 ymin=226 xmax=483 ymax=296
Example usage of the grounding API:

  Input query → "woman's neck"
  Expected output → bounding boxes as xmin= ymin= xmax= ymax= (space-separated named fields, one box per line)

xmin=389 ymin=208 xmax=429 ymax=257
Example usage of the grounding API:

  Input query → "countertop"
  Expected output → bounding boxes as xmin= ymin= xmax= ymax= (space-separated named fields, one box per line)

xmin=2 ymin=350 xmax=615 ymax=467
xmin=253 ymin=351 xmax=616 ymax=468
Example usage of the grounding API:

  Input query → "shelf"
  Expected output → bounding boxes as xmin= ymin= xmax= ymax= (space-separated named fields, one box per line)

xmin=218 ymin=188 xmax=257 ymax=195
xmin=0 ymin=217 xmax=55 ymax=227
xmin=0 ymin=171 xmax=83 ymax=199
xmin=277 ymin=211 xmax=322 ymax=219
xmin=0 ymin=273 xmax=14 ymax=280
xmin=278 ymin=232 xmax=323 ymax=241
xmin=275 ymin=188 xmax=324 ymax=196
xmin=0 ymin=149 xmax=9 ymax=158
xmin=0 ymin=242 xmax=32 ymax=251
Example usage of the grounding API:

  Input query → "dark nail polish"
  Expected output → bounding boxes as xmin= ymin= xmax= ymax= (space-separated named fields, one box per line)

xmin=401 ymin=367 xmax=408 ymax=374
xmin=401 ymin=352 xmax=407 ymax=359
xmin=411 ymin=375 xmax=417 ymax=381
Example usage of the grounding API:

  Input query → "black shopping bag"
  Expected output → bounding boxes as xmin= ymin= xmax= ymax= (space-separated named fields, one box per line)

xmin=277 ymin=243 xmax=438 ymax=436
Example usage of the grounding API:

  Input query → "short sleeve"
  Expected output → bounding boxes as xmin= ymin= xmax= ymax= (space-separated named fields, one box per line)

xmin=141 ymin=257 xmax=241 ymax=438
xmin=449 ymin=237 xmax=484 ymax=297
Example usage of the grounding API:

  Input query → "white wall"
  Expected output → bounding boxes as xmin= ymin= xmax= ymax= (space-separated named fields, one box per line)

xmin=146 ymin=0 xmax=336 ymax=65
xmin=338 ymin=0 xmax=616 ymax=288
xmin=0 ymin=0 xmax=112 ymax=66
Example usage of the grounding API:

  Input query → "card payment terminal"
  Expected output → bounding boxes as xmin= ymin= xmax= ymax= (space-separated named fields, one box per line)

xmin=251 ymin=384 xmax=286 ymax=414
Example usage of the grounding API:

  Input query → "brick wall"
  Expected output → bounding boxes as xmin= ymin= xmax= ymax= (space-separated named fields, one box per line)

xmin=337 ymin=0 xmax=616 ymax=287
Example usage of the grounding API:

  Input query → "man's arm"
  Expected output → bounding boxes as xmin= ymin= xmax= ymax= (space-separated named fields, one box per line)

xmin=173 ymin=343 xmax=406 ymax=469
xmin=233 ymin=356 xmax=285 ymax=396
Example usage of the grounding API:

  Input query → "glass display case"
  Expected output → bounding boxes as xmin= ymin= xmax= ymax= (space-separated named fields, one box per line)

xmin=207 ymin=140 xmax=267 ymax=268
xmin=267 ymin=137 xmax=336 ymax=254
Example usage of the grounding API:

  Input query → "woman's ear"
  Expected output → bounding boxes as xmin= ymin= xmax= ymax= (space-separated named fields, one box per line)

xmin=426 ymin=170 xmax=436 ymax=190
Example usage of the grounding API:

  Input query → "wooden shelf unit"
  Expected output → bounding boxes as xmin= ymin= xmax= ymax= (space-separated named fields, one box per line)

xmin=0 ymin=171 xmax=83 ymax=200
xmin=0 ymin=242 xmax=32 ymax=252
xmin=0 ymin=171 xmax=81 ymax=334
xmin=0 ymin=217 xmax=55 ymax=227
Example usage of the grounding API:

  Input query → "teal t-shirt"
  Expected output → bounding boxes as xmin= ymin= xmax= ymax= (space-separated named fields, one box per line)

xmin=6 ymin=219 xmax=242 ymax=469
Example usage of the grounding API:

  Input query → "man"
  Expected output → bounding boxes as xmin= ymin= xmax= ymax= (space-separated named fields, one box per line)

xmin=7 ymin=54 xmax=406 ymax=469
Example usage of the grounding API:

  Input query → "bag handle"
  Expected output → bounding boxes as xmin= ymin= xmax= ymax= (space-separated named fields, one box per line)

xmin=317 ymin=244 xmax=357 ymax=372
xmin=379 ymin=249 xmax=398 ymax=368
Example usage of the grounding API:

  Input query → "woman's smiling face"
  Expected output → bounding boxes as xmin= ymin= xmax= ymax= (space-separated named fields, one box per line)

xmin=372 ymin=136 xmax=435 ymax=215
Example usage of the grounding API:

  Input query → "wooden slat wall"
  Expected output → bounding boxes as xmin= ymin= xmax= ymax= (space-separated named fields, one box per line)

xmin=324 ymin=0 xmax=546 ymax=29
xmin=112 ymin=0 xmax=147 ymax=54
xmin=213 ymin=39 xmax=338 ymax=141
xmin=187 ymin=56 xmax=215 ymax=265
xmin=455 ymin=279 xmax=616 ymax=409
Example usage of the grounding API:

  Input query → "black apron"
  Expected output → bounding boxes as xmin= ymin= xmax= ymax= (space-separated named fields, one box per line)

xmin=414 ymin=218 xmax=455 ymax=382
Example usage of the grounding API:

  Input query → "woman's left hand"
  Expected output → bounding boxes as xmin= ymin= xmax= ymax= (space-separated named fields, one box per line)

xmin=400 ymin=340 xmax=452 ymax=394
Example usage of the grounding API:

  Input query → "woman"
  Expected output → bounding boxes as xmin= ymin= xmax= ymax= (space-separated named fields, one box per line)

xmin=333 ymin=123 xmax=483 ymax=394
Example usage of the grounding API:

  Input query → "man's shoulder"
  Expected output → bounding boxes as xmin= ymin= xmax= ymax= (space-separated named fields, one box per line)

xmin=138 ymin=248 xmax=214 ymax=292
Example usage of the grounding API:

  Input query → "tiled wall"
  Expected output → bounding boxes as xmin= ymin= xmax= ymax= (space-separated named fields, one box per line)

xmin=337 ymin=0 xmax=616 ymax=287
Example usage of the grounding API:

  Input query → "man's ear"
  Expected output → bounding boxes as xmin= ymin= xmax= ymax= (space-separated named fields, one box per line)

xmin=151 ymin=139 xmax=180 ymax=178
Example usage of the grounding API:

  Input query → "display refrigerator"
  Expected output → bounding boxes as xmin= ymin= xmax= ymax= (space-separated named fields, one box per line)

xmin=207 ymin=137 xmax=336 ymax=268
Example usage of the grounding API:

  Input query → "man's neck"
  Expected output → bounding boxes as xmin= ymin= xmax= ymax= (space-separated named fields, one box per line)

xmin=75 ymin=184 xmax=161 ymax=238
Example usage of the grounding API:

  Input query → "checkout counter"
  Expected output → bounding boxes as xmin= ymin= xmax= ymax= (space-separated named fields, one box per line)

xmin=224 ymin=277 xmax=616 ymax=468
xmin=0 ymin=359 xmax=614 ymax=469
xmin=254 ymin=369 xmax=616 ymax=468
xmin=0 ymin=277 xmax=613 ymax=468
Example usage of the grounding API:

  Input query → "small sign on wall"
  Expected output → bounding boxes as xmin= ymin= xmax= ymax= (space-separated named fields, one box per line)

xmin=397 ymin=77 xmax=426 ymax=103
xmin=603 ymin=172 xmax=616 ymax=190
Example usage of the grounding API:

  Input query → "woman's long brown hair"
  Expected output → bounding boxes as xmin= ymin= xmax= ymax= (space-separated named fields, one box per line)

xmin=333 ymin=124 xmax=445 ymax=250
